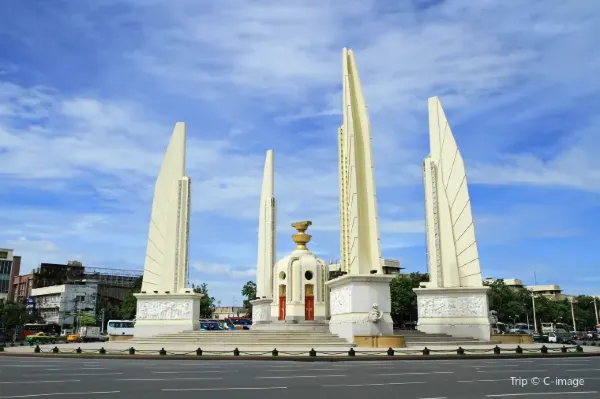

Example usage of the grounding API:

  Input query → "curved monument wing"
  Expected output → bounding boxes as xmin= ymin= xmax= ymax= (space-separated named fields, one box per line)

xmin=339 ymin=48 xmax=382 ymax=275
xmin=142 ymin=122 xmax=190 ymax=293
xmin=428 ymin=97 xmax=482 ymax=287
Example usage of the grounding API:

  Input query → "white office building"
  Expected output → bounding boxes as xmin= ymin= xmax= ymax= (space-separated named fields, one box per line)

xmin=31 ymin=280 xmax=98 ymax=328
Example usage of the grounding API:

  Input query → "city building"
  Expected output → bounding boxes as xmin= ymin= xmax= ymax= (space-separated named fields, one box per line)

xmin=0 ymin=248 xmax=21 ymax=303
xmin=212 ymin=306 xmax=248 ymax=319
xmin=327 ymin=258 xmax=403 ymax=275
xmin=484 ymin=277 xmax=565 ymax=300
xmin=11 ymin=262 xmax=142 ymax=303
xmin=30 ymin=280 xmax=98 ymax=328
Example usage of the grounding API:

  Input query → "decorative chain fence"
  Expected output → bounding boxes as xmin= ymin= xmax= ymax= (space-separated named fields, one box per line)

xmin=0 ymin=344 xmax=589 ymax=357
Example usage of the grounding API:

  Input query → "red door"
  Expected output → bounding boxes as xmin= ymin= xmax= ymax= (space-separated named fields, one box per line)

xmin=279 ymin=296 xmax=286 ymax=320
xmin=305 ymin=296 xmax=314 ymax=321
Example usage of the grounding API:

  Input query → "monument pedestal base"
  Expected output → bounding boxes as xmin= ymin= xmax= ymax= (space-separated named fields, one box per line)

xmin=414 ymin=286 xmax=491 ymax=341
xmin=326 ymin=274 xmax=395 ymax=343
xmin=250 ymin=298 xmax=273 ymax=325
xmin=133 ymin=292 xmax=203 ymax=338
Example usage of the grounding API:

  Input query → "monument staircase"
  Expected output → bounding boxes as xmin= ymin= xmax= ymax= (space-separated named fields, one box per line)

xmin=128 ymin=330 xmax=352 ymax=348
xmin=397 ymin=330 xmax=500 ymax=347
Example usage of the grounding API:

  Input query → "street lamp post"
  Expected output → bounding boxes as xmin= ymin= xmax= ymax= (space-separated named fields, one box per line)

xmin=594 ymin=297 xmax=599 ymax=325
xmin=570 ymin=297 xmax=577 ymax=332
xmin=531 ymin=289 xmax=538 ymax=333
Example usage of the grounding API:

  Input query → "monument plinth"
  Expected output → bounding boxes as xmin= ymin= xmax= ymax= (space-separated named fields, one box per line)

xmin=132 ymin=122 xmax=203 ymax=338
xmin=414 ymin=97 xmax=491 ymax=341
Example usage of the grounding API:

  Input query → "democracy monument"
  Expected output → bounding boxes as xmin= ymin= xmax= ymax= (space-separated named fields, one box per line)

xmin=130 ymin=47 xmax=491 ymax=345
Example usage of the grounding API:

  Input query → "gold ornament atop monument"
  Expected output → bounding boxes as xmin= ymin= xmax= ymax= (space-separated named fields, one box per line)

xmin=291 ymin=220 xmax=312 ymax=250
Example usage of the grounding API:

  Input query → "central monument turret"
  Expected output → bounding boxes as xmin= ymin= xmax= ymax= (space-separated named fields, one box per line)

xmin=268 ymin=221 xmax=329 ymax=325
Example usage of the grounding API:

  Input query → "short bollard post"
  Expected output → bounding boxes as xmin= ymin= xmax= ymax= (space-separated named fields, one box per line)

xmin=233 ymin=348 xmax=240 ymax=356
xmin=515 ymin=345 xmax=523 ymax=354
xmin=0 ymin=346 xmax=4 ymax=352
xmin=129 ymin=347 xmax=136 ymax=355
xmin=493 ymin=345 xmax=501 ymax=355
xmin=387 ymin=347 xmax=394 ymax=356
xmin=423 ymin=347 xmax=430 ymax=355
xmin=561 ymin=345 xmax=567 ymax=353
xmin=309 ymin=348 xmax=317 ymax=357
xmin=159 ymin=348 xmax=167 ymax=356
xmin=52 ymin=346 xmax=59 ymax=353
xmin=76 ymin=347 xmax=82 ymax=354
xmin=457 ymin=347 xmax=465 ymax=356
xmin=272 ymin=348 xmax=279 ymax=357
xmin=99 ymin=347 xmax=106 ymax=354
xmin=196 ymin=348 xmax=203 ymax=356
xmin=540 ymin=345 xmax=548 ymax=354
xmin=576 ymin=345 xmax=583 ymax=353
xmin=34 ymin=345 xmax=41 ymax=353
xmin=348 ymin=348 xmax=355 ymax=357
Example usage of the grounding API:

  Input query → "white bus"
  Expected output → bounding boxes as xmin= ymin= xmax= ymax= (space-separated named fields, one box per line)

xmin=106 ymin=320 xmax=135 ymax=336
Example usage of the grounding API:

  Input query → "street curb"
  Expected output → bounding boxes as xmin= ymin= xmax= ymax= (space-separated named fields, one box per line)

xmin=1 ymin=352 xmax=599 ymax=361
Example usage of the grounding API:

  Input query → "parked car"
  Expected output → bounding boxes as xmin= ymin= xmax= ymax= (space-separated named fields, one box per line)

xmin=24 ymin=332 xmax=57 ymax=344
xmin=548 ymin=332 xmax=575 ymax=344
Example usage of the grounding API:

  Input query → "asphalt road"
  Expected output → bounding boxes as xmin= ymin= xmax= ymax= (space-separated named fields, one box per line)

xmin=0 ymin=356 xmax=599 ymax=399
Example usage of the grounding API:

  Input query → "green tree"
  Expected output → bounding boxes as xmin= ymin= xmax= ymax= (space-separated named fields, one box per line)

xmin=120 ymin=277 xmax=143 ymax=319
xmin=241 ymin=281 xmax=257 ymax=318
xmin=79 ymin=313 xmax=96 ymax=326
xmin=0 ymin=301 xmax=27 ymax=328
xmin=389 ymin=272 xmax=429 ymax=326
xmin=192 ymin=283 xmax=216 ymax=318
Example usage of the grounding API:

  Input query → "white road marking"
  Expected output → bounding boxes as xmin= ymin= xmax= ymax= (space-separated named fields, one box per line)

xmin=26 ymin=372 xmax=123 ymax=377
xmin=323 ymin=381 xmax=427 ymax=387
xmin=458 ymin=379 xmax=512 ymax=383
xmin=268 ymin=368 xmax=344 ymax=372
xmin=486 ymin=392 xmax=598 ymax=397
xmin=0 ymin=391 xmax=120 ymax=399
xmin=377 ymin=371 xmax=453 ymax=376
xmin=118 ymin=377 xmax=223 ymax=381
xmin=256 ymin=374 xmax=345 ymax=379
xmin=163 ymin=387 xmax=287 ymax=391
xmin=477 ymin=370 xmax=547 ymax=373
xmin=0 ymin=380 xmax=81 ymax=385
xmin=470 ymin=365 xmax=522 ymax=368
xmin=565 ymin=368 xmax=600 ymax=372
xmin=153 ymin=370 xmax=225 ymax=374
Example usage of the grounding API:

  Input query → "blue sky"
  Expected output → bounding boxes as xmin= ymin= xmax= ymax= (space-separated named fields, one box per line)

xmin=1 ymin=0 xmax=599 ymax=305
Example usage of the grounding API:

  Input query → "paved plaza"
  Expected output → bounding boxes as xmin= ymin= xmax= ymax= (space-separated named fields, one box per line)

xmin=0 ymin=354 xmax=599 ymax=398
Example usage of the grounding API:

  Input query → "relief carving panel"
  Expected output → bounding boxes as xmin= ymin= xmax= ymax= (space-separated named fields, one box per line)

xmin=329 ymin=286 xmax=352 ymax=315
xmin=417 ymin=296 xmax=487 ymax=318
xmin=136 ymin=301 xmax=193 ymax=320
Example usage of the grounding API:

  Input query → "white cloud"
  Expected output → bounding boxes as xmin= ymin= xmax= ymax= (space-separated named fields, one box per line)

xmin=1 ymin=0 xmax=599 ymax=300
xmin=192 ymin=261 xmax=254 ymax=280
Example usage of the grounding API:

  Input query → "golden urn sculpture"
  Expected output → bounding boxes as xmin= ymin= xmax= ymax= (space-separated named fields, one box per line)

xmin=291 ymin=220 xmax=312 ymax=250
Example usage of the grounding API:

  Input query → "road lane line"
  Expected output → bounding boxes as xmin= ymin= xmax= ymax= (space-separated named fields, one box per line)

xmin=0 ymin=380 xmax=81 ymax=385
xmin=486 ymin=392 xmax=598 ymax=397
xmin=26 ymin=373 xmax=123 ymax=377
xmin=565 ymin=368 xmax=600 ymax=372
xmin=477 ymin=370 xmax=547 ymax=373
xmin=153 ymin=370 xmax=226 ymax=374
xmin=268 ymin=368 xmax=345 ymax=372
xmin=0 ymin=391 xmax=120 ymax=399
xmin=323 ymin=381 xmax=426 ymax=387
xmin=377 ymin=371 xmax=453 ymax=376
xmin=118 ymin=377 xmax=223 ymax=381
xmin=256 ymin=374 xmax=345 ymax=379
xmin=458 ymin=379 xmax=512 ymax=383
xmin=163 ymin=387 xmax=287 ymax=391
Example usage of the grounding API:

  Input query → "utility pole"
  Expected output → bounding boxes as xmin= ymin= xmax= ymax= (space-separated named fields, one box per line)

xmin=101 ymin=308 xmax=106 ymax=333
xmin=594 ymin=297 xmax=599 ymax=325
xmin=531 ymin=289 xmax=538 ymax=333
xmin=570 ymin=296 xmax=577 ymax=332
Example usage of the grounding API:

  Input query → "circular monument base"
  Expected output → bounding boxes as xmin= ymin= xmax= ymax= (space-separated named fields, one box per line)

xmin=251 ymin=320 xmax=330 ymax=333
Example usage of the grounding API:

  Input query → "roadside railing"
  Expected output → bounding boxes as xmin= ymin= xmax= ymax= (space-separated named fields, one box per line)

xmin=0 ymin=344 xmax=588 ymax=357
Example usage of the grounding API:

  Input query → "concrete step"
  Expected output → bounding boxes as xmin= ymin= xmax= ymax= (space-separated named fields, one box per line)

xmin=405 ymin=340 xmax=501 ymax=347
